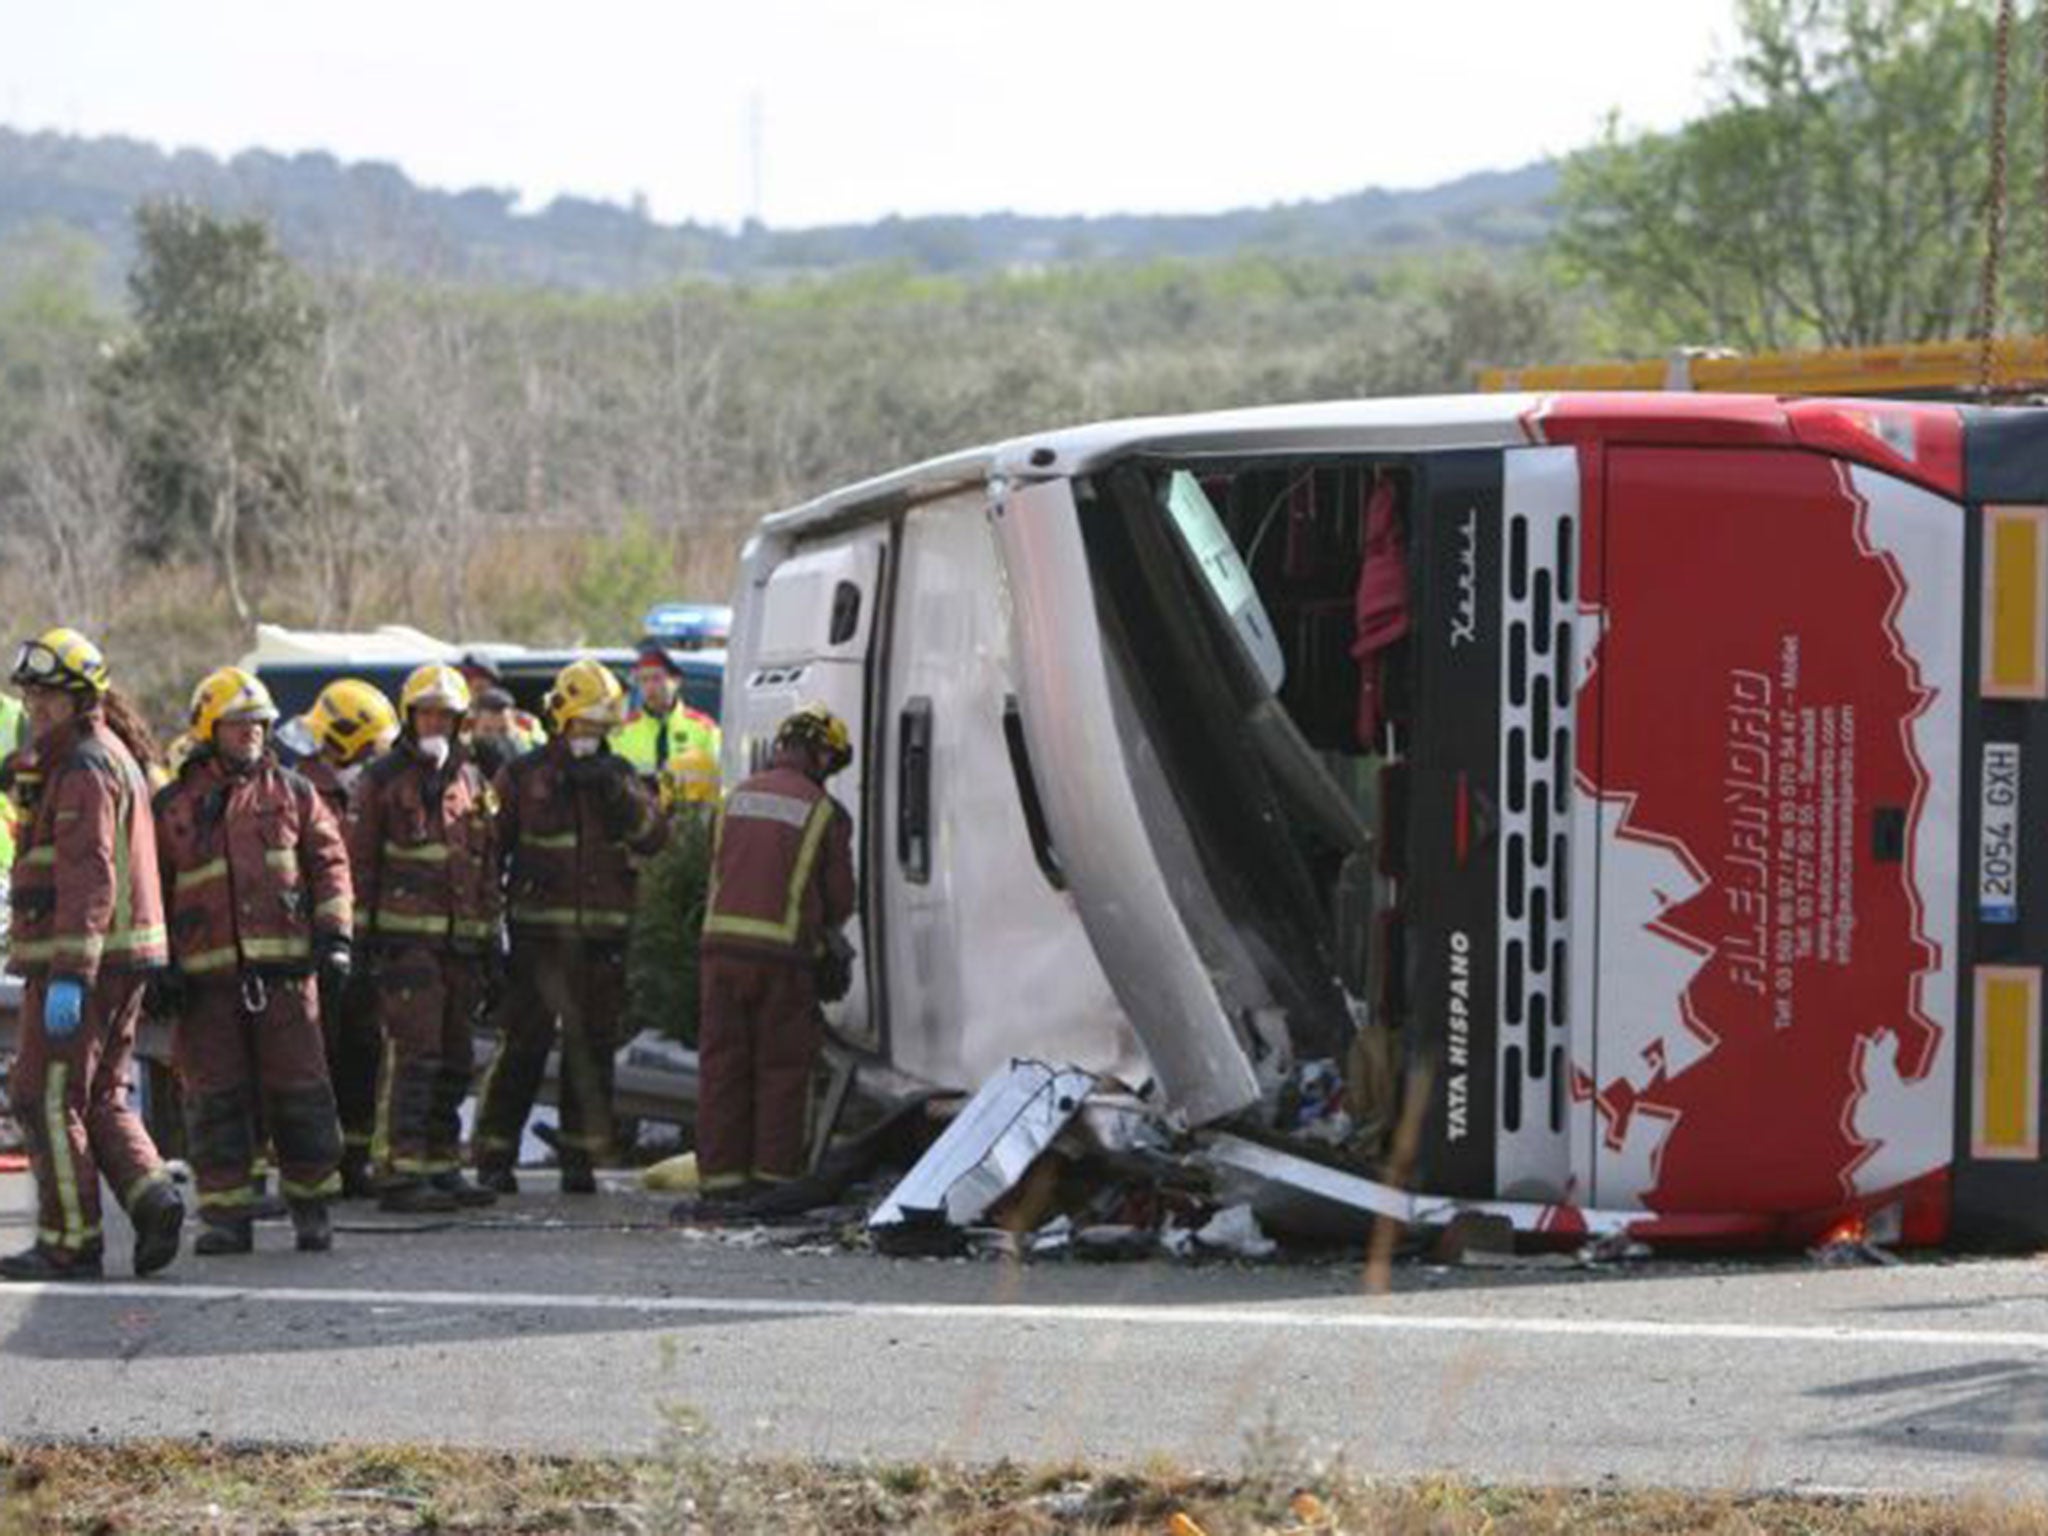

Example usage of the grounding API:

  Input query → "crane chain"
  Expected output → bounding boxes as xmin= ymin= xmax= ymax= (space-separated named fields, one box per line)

xmin=1975 ymin=0 xmax=2016 ymax=396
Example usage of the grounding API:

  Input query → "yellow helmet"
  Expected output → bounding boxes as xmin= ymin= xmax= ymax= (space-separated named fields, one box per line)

xmin=774 ymin=702 xmax=852 ymax=775
xmin=399 ymin=663 xmax=471 ymax=717
xmin=545 ymin=657 xmax=627 ymax=733
xmin=305 ymin=678 xmax=398 ymax=766
xmin=188 ymin=666 xmax=279 ymax=743
xmin=660 ymin=744 xmax=721 ymax=809
xmin=11 ymin=627 xmax=109 ymax=696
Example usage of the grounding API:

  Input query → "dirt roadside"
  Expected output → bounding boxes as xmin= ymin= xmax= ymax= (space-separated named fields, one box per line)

xmin=4 ymin=1437 xmax=2048 ymax=1535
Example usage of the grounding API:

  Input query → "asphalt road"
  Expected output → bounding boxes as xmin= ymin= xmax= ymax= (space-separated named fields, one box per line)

xmin=3 ymin=1169 xmax=2048 ymax=1494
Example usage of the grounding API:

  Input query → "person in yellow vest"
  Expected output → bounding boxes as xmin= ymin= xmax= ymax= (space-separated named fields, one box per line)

xmin=0 ymin=687 xmax=21 ymax=870
xmin=0 ymin=688 xmax=22 ymax=757
xmin=611 ymin=642 xmax=719 ymax=780
xmin=658 ymin=743 xmax=722 ymax=816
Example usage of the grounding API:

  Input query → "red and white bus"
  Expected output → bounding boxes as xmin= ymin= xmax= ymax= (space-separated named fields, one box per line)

xmin=727 ymin=392 xmax=2047 ymax=1247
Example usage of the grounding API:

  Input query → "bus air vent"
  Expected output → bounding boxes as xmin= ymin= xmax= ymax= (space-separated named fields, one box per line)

xmin=1501 ymin=502 xmax=1575 ymax=1141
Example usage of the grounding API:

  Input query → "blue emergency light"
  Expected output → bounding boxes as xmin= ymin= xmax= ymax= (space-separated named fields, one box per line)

xmin=641 ymin=602 xmax=731 ymax=651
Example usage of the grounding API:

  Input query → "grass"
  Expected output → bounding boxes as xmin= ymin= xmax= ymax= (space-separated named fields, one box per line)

xmin=4 ymin=1438 xmax=2048 ymax=1535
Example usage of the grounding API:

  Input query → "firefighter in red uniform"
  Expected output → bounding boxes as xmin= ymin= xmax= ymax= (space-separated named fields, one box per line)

xmin=155 ymin=668 xmax=352 ymax=1254
xmin=3 ymin=628 xmax=183 ymax=1281
xmin=296 ymin=678 xmax=398 ymax=1196
xmin=690 ymin=704 xmax=855 ymax=1206
xmin=472 ymin=659 xmax=666 ymax=1194
xmin=350 ymin=664 xmax=502 ymax=1213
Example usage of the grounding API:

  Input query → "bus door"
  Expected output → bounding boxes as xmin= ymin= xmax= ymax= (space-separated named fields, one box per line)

xmin=735 ymin=528 xmax=892 ymax=1050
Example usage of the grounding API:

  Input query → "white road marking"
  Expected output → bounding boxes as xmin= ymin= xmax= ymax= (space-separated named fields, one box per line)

xmin=1 ymin=1279 xmax=2045 ymax=1354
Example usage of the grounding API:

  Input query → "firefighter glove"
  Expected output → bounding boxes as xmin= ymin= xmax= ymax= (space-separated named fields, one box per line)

xmin=816 ymin=928 xmax=855 ymax=1004
xmin=43 ymin=978 xmax=84 ymax=1040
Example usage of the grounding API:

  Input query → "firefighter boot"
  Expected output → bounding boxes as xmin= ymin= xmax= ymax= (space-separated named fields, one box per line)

xmin=0 ymin=1243 xmax=104 ymax=1282
xmin=194 ymin=1217 xmax=254 ymax=1256
xmin=130 ymin=1183 xmax=186 ymax=1278
xmin=377 ymin=1180 xmax=460 ymax=1215
xmin=290 ymin=1200 xmax=333 ymax=1254
xmin=429 ymin=1170 xmax=498 ymax=1208
xmin=559 ymin=1156 xmax=597 ymax=1196
xmin=338 ymin=1146 xmax=376 ymax=1201
xmin=475 ymin=1163 xmax=519 ymax=1196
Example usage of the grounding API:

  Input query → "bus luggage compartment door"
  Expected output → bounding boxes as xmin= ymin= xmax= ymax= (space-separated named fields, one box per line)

xmin=1583 ymin=446 xmax=1962 ymax=1220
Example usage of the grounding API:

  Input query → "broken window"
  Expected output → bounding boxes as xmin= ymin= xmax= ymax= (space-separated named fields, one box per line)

xmin=1073 ymin=459 xmax=1421 ymax=1091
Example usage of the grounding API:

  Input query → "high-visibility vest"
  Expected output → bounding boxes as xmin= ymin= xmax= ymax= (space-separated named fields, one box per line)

xmin=611 ymin=703 xmax=720 ymax=777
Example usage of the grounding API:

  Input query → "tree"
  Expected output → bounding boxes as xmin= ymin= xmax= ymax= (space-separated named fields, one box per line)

xmin=1552 ymin=0 xmax=2020 ymax=351
xmin=101 ymin=200 xmax=329 ymax=620
xmin=7 ymin=385 xmax=131 ymax=631
xmin=623 ymin=810 xmax=714 ymax=1048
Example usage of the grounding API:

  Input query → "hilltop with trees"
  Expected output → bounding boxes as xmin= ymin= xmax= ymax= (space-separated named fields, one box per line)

xmin=0 ymin=123 xmax=1558 ymax=295
xmin=0 ymin=0 xmax=2031 ymax=723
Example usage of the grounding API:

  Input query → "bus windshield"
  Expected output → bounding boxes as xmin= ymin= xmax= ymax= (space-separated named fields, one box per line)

xmin=1075 ymin=457 xmax=1412 ymax=1077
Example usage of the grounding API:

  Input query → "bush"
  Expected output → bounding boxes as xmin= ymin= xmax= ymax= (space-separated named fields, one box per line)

xmin=624 ymin=807 xmax=713 ymax=1046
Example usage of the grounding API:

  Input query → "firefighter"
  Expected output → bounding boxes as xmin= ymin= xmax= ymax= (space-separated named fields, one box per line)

xmin=298 ymin=679 xmax=399 ymax=813
xmin=689 ymin=704 xmax=855 ymax=1206
xmin=296 ymin=678 xmax=398 ymax=1197
xmin=473 ymin=659 xmax=665 ymax=1194
xmin=2 ymin=628 xmax=183 ymax=1281
xmin=351 ymin=664 xmax=502 ymax=1213
xmin=154 ymin=668 xmax=351 ymax=1255
xmin=610 ymin=642 xmax=719 ymax=779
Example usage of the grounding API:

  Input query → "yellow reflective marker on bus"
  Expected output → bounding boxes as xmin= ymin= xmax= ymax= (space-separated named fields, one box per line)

xmin=1973 ymin=966 xmax=2041 ymax=1160
xmin=1983 ymin=505 xmax=2048 ymax=700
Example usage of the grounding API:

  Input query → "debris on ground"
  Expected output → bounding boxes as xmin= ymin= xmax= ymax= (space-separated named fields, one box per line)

xmin=1193 ymin=1203 xmax=1277 ymax=1260
xmin=868 ymin=1061 xmax=1096 ymax=1241
xmin=651 ymin=1057 xmax=1645 ymax=1270
xmin=661 ymin=1056 xmax=1875 ymax=1272
xmin=642 ymin=1150 xmax=700 ymax=1193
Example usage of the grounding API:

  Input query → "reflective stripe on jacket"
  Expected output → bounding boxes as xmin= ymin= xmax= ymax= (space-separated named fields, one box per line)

xmin=700 ymin=758 xmax=854 ymax=965
xmin=347 ymin=740 xmax=500 ymax=951
xmin=497 ymin=741 xmax=666 ymax=939
xmin=154 ymin=750 xmax=352 ymax=976
xmin=610 ymin=704 xmax=720 ymax=777
xmin=7 ymin=711 xmax=168 ymax=983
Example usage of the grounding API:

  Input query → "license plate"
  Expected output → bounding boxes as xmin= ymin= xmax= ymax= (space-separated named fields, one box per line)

xmin=1982 ymin=742 xmax=2022 ymax=924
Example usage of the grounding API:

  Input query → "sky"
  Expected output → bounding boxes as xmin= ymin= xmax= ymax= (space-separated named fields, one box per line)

xmin=1 ymin=0 xmax=1740 ymax=230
